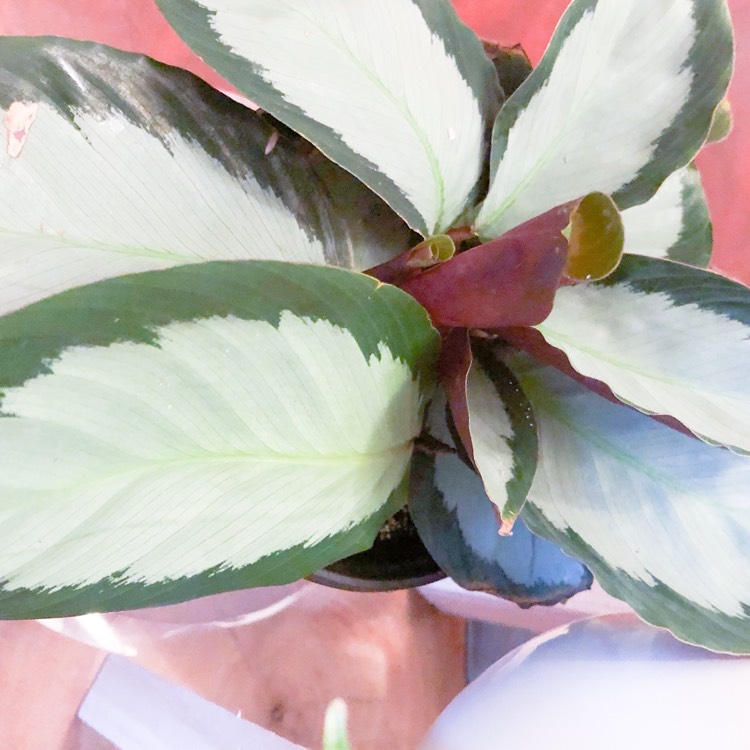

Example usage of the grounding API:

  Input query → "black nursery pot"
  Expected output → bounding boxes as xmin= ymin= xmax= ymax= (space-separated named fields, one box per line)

xmin=309 ymin=507 xmax=445 ymax=592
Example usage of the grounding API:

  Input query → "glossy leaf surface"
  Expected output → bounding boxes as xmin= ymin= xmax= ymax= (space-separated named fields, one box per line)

xmin=563 ymin=192 xmax=624 ymax=282
xmin=410 ymin=389 xmax=591 ymax=605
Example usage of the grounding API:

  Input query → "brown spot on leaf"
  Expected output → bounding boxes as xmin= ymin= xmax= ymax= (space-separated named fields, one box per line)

xmin=493 ymin=504 xmax=516 ymax=536
xmin=4 ymin=102 xmax=38 ymax=158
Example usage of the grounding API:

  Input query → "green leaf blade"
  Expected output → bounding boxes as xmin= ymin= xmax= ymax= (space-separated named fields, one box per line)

xmin=476 ymin=0 xmax=733 ymax=240
xmin=510 ymin=356 xmax=750 ymax=654
xmin=0 ymin=261 xmax=439 ymax=617
xmin=436 ymin=332 xmax=537 ymax=527
xmin=465 ymin=346 xmax=538 ymax=528
xmin=0 ymin=37 xmax=410 ymax=316
xmin=155 ymin=0 xmax=502 ymax=236
xmin=410 ymin=388 xmax=592 ymax=605
xmin=621 ymin=164 xmax=712 ymax=267
xmin=535 ymin=256 xmax=750 ymax=454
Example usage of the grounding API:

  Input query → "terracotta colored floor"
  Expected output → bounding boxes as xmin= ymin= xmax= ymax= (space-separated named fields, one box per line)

xmin=0 ymin=587 xmax=465 ymax=750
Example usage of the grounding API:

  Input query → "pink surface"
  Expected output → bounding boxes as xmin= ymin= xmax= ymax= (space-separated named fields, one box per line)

xmin=0 ymin=589 xmax=465 ymax=750
xmin=695 ymin=2 xmax=750 ymax=285
xmin=0 ymin=0 xmax=228 ymax=89
xmin=0 ymin=0 xmax=746 ymax=282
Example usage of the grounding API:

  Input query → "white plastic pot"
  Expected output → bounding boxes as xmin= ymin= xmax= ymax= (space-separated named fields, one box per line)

xmin=420 ymin=613 xmax=750 ymax=750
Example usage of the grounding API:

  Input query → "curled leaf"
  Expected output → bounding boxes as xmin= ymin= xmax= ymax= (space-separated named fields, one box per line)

xmin=563 ymin=192 xmax=624 ymax=282
xmin=401 ymin=192 xmax=622 ymax=328
xmin=401 ymin=202 xmax=571 ymax=328
xmin=436 ymin=333 xmax=537 ymax=531
xmin=366 ymin=235 xmax=455 ymax=286
xmin=706 ymin=97 xmax=732 ymax=144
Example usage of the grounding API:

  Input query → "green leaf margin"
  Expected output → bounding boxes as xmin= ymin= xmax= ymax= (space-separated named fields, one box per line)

xmin=0 ymin=261 xmax=439 ymax=617
xmin=485 ymin=0 xmax=733 ymax=219
xmin=154 ymin=0 xmax=502 ymax=236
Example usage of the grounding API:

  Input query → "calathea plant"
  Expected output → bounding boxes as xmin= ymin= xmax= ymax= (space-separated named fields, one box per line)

xmin=0 ymin=0 xmax=744 ymax=653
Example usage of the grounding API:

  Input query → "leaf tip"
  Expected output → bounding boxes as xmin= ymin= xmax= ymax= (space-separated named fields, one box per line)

xmin=492 ymin=504 xmax=516 ymax=536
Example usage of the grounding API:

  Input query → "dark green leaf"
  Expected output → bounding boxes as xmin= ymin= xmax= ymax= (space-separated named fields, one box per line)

xmin=410 ymin=389 xmax=591 ymax=604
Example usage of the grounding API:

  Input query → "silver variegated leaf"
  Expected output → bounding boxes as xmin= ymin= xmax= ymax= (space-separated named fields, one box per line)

xmin=0 ymin=261 xmax=438 ymax=617
xmin=476 ymin=0 xmax=732 ymax=239
xmin=0 ymin=38 xmax=410 ymax=316
xmin=155 ymin=0 xmax=503 ymax=236
xmin=535 ymin=256 xmax=750 ymax=454
xmin=622 ymin=165 xmax=711 ymax=267
xmin=509 ymin=354 xmax=750 ymax=654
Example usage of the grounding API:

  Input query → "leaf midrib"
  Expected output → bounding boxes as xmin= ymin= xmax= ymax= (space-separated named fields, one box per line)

xmin=535 ymin=324 xmax=719 ymax=392
xmin=480 ymin=12 xmax=654 ymax=234
xmin=279 ymin=5 xmax=448 ymax=233
xmin=0 ymin=226 xmax=195 ymax=264
xmin=10 ymin=440 xmax=416 ymax=496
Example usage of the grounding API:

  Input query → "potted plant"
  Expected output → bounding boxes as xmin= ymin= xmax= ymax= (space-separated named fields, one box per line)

xmin=0 ymin=0 xmax=746 ymax=656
